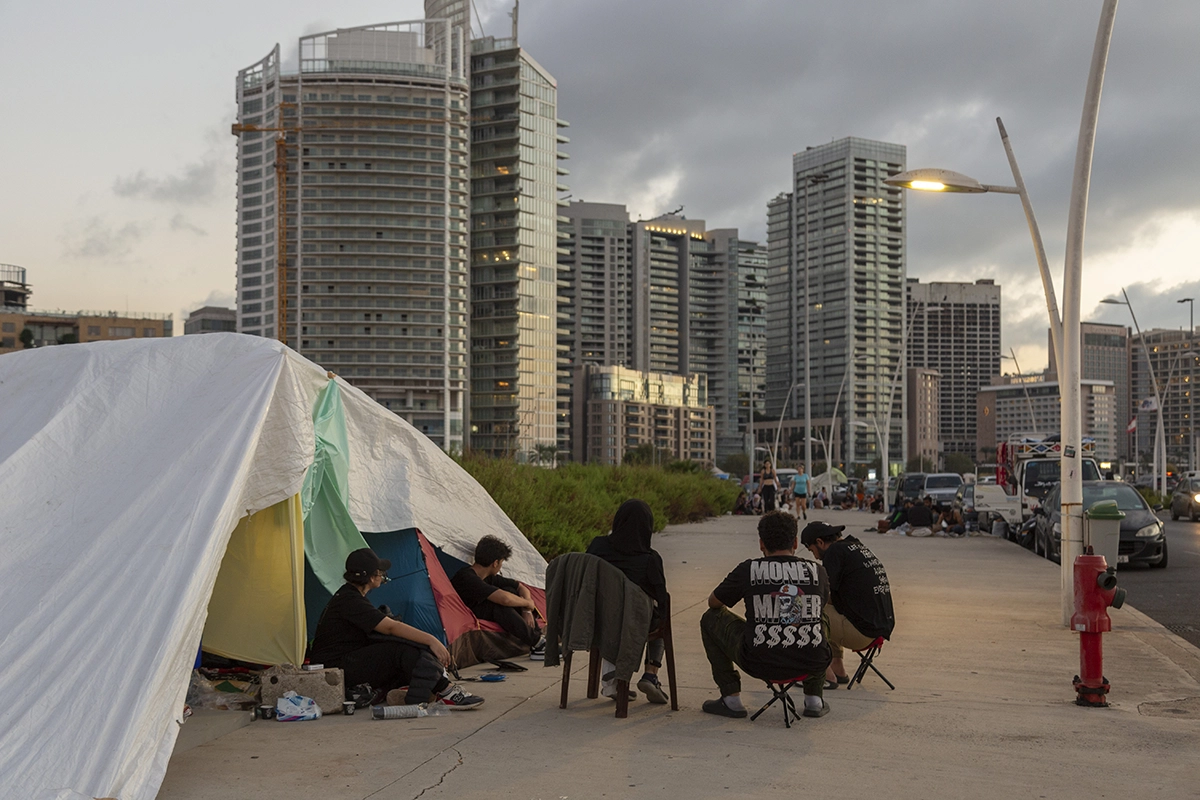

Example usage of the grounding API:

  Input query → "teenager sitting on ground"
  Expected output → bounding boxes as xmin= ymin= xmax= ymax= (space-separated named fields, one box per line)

xmin=586 ymin=499 xmax=671 ymax=704
xmin=700 ymin=511 xmax=832 ymax=719
xmin=733 ymin=491 xmax=750 ymax=515
xmin=887 ymin=499 xmax=912 ymax=531
xmin=451 ymin=535 xmax=546 ymax=660
xmin=311 ymin=548 xmax=484 ymax=709
xmin=903 ymin=496 xmax=935 ymax=536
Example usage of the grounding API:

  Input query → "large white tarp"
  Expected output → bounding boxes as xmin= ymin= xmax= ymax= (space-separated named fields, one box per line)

xmin=0 ymin=334 xmax=540 ymax=800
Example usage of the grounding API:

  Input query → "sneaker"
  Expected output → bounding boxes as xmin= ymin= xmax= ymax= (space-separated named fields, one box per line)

xmin=600 ymin=680 xmax=637 ymax=701
xmin=702 ymin=698 xmax=747 ymax=719
xmin=637 ymin=674 xmax=669 ymax=705
xmin=436 ymin=685 xmax=485 ymax=710
xmin=529 ymin=636 xmax=546 ymax=661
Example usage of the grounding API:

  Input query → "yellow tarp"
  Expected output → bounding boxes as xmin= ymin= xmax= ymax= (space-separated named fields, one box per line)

xmin=202 ymin=494 xmax=307 ymax=666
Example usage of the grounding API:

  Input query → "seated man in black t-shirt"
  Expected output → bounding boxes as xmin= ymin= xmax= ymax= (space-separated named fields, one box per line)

xmin=310 ymin=548 xmax=484 ymax=709
xmin=700 ymin=511 xmax=832 ymax=719
xmin=451 ymin=535 xmax=545 ymax=659
xmin=801 ymin=522 xmax=895 ymax=689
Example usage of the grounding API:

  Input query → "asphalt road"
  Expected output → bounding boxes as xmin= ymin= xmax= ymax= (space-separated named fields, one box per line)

xmin=1114 ymin=517 xmax=1200 ymax=649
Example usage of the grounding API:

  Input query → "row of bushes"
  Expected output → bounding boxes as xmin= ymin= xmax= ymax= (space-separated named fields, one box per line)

xmin=457 ymin=456 xmax=743 ymax=559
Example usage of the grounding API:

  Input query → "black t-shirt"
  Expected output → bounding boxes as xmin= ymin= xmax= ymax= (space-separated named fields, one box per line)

xmin=907 ymin=503 xmax=934 ymax=527
xmin=713 ymin=556 xmax=831 ymax=681
xmin=310 ymin=583 xmax=387 ymax=663
xmin=821 ymin=536 xmax=895 ymax=640
xmin=451 ymin=566 xmax=521 ymax=611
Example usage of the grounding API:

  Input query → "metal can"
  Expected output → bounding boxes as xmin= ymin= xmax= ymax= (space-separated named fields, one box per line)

xmin=257 ymin=704 xmax=276 ymax=720
xmin=342 ymin=701 xmax=356 ymax=716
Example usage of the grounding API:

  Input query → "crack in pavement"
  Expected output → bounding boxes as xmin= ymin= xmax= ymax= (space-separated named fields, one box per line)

xmin=411 ymin=747 xmax=463 ymax=800
xmin=363 ymin=599 xmax=703 ymax=800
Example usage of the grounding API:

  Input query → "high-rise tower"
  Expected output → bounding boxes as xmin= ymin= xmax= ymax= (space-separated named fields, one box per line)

xmin=423 ymin=0 xmax=570 ymax=460
xmin=766 ymin=137 xmax=906 ymax=473
xmin=234 ymin=21 xmax=470 ymax=451
xmin=906 ymin=278 xmax=1001 ymax=466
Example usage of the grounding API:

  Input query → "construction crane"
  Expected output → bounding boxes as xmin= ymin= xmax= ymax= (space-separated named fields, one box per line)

xmin=230 ymin=107 xmax=473 ymax=346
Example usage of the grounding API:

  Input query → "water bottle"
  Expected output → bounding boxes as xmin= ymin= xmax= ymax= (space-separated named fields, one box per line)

xmin=371 ymin=702 xmax=450 ymax=719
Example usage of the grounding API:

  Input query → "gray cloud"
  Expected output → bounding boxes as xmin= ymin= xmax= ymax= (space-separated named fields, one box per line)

xmin=170 ymin=213 xmax=208 ymax=237
xmin=113 ymin=151 xmax=222 ymax=206
xmin=510 ymin=0 xmax=1200 ymax=276
xmin=61 ymin=217 xmax=149 ymax=261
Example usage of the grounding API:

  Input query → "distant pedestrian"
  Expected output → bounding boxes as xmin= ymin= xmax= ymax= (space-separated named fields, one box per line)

xmin=794 ymin=466 xmax=810 ymax=520
xmin=760 ymin=460 xmax=778 ymax=513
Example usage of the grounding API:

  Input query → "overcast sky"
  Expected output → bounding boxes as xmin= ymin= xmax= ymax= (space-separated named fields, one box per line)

xmin=2 ymin=1 xmax=1197 ymax=372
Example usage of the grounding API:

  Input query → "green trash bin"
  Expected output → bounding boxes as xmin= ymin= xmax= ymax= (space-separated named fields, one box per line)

xmin=1084 ymin=500 xmax=1125 ymax=567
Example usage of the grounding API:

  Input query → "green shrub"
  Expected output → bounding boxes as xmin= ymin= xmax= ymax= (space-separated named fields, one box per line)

xmin=457 ymin=456 xmax=742 ymax=559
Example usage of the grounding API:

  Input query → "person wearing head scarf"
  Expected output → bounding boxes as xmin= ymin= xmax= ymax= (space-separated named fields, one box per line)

xmin=585 ymin=499 xmax=671 ymax=704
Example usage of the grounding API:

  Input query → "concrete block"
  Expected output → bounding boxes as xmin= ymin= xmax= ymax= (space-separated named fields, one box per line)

xmin=260 ymin=665 xmax=345 ymax=714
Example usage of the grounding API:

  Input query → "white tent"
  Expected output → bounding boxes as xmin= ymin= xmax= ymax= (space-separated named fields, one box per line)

xmin=0 ymin=334 xmax=543 ymax=800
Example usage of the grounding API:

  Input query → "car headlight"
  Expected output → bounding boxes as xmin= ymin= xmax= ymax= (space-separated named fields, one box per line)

xmin=1193 ymin=493 xmax=1200 ymax=503
xmin=1135 ymin=523 xmax=1162 ymax=538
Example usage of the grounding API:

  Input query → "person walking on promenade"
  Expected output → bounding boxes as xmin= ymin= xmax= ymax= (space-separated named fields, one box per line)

xmin=794 ymin=466 xmax=810 ymax=520
xmin=759 ymin=460 xmax=779 ymax=513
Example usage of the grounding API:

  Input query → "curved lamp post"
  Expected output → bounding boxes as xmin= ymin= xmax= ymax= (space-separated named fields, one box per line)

xmin=884 ymin=0 xmax=1120 ymax=625
xmin=1180 ymin=297 xmax=1195 ymax=472
xmin=1102 ymin=290 xmax=1166 ymax=497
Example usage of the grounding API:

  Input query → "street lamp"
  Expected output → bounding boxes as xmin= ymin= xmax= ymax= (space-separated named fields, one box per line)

xmin=1179 ymin=297 xmax=1195 ymax=471
xmin=1102 ymin=290 xmax=1167 ymax=497
xmin=884 ymin=0 xmax=1119 ymax=626
xmin=800 ymin=173 xmax=830 ymax=481
xmin=1000 ymin=350 xmax=1039 ymax=436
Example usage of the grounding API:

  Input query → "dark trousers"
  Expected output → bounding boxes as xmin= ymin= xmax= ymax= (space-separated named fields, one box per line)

xmin=331 ymin=640 xmax=448 ymax=705
xmin=473 ymin=602 xmax=542 ymax=648
xmin=761 ymin=485 xmax=776 ymax=512
xmin=699 ymin=607 xmax=825 ymax=698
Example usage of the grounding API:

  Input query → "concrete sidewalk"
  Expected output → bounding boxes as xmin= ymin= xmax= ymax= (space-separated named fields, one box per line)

xmin=159 ymin=510 xmax=1200 ymax=799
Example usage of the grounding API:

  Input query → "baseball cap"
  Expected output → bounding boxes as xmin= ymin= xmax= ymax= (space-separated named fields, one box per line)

xmin=800 ymin=521 xmax=845 ymax=547
xmin=345 ymin=548 xmax=392 ymax=580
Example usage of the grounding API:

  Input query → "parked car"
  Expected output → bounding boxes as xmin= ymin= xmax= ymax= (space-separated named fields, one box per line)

xmin=1034 ymin=481 xmax=1167 ymax=568
xmin=896 ymin=473 xmax=926 ymax=506
xmin=1170 ymin=478 xmax=1200 ymax=521
xmin=923 ymin=473 xmax=965 ymax=506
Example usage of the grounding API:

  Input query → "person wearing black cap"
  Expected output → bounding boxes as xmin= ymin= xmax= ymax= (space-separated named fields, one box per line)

xmin=700 ymin=511 xmax=831 ymax=719
xmin=800 ymin=522 xmax=895 ymax=689
xmin=586 ymin=499 xmax=671 ymax=704
xmin=310 ymin=548 xmax=484 ymax=709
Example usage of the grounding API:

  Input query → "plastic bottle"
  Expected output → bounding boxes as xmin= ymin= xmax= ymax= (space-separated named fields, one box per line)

xmin=371 ymin=702 xmax=450 ymax=719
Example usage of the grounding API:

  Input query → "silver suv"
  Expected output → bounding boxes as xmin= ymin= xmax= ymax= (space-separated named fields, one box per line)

xmin=923 ymin=473 xmax=964 ymax=505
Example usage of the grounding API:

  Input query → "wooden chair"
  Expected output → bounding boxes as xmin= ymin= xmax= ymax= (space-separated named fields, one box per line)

xmin=558 ymin=599 xmax=678 ymax=718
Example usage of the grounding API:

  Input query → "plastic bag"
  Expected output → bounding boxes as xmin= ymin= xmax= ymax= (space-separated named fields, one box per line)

xmin=275 ymin=690 xmax=322 ymax=721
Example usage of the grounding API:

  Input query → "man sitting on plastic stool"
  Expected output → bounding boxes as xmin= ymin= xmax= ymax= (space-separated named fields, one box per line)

xmin=800 ymin=522 xmax=895 ymax=689
xmin=700 ymin=511 xmax=832 ymax=718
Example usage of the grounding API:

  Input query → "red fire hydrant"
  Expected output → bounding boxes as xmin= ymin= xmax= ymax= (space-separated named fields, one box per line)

xmin=1070 ymin=547 xmax=1127 ymax=707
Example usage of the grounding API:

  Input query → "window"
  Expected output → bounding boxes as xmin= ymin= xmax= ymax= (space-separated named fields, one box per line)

xmin=143 ymin=327 xmax=156 ymax=337
xmin=0 ymin=322 xmax=13 ymax=333
xmin=108 ymin=327 xmax=135 ymax=338
xmin=87 ymin=326 xmax=100 ymax=335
